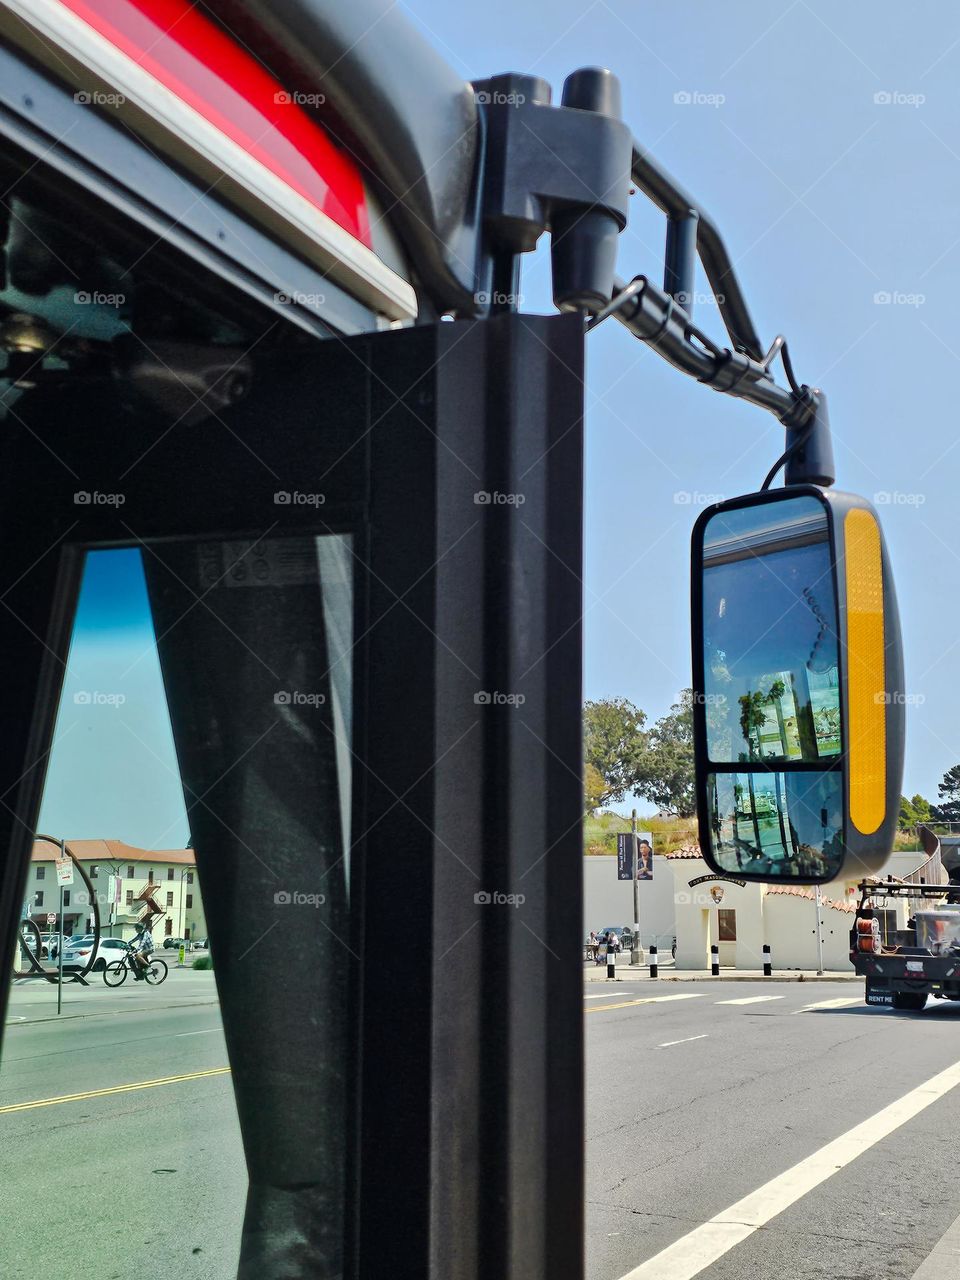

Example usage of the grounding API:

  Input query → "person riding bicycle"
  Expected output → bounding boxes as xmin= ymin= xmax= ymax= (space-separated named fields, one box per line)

xmin=130 ymin=921 xmax=154 ymax=980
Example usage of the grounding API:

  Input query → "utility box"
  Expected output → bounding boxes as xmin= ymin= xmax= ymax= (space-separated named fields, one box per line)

xmin=915 ymin=910 xmax=960 ymax=954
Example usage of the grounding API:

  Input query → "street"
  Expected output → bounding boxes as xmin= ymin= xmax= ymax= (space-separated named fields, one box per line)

xmin=0 ymin=972 xmax=244 ymax=1279
xmin=3 ymin=975 xmax=960 ymax=1279
xmin=587 ymin=979 xmax=960 ymax=1280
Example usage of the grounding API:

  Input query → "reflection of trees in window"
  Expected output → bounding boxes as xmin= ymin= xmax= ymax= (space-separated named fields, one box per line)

xmin=707 ymin=651 xmax=734 ymax=760
xmin=738 ymin=677 xmax=787 ymax=759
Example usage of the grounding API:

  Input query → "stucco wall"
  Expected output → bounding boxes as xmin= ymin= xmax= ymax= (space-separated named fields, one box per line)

xmin=762 ymin=892 xmax=852 ymax=970
xmin=583 ymin=856 xmax=677 ymax=949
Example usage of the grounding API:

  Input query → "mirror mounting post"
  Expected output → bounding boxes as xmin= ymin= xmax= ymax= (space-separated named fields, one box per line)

xmin=783 ymin=390 xmax=836 ymax=489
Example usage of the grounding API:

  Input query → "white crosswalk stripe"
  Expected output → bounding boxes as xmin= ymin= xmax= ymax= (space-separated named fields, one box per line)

xmin=715 ymin=995 xmax=784 ymax=1006
xmin=792 ymin=996 xmax=862 ymax=1014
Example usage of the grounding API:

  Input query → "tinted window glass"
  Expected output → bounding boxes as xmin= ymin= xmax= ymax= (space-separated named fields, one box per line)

xmin=702 ymin=496 xmax=841 ymax=765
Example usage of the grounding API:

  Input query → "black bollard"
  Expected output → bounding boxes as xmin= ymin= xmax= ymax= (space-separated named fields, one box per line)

xmin=606 ymin=948 xmax=616 ymax=979
xmin=649 ymin=944 xmax=658 ymax=979
xmin=762 ymin=944 xmax=772 ymax=977
xmin=710 ymin=943 xmax=720 ymax=977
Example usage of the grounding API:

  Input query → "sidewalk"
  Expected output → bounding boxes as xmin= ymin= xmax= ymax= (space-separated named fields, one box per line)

xmin=6 ymin=968 xmax=220 ymax=1025
xmin=583 ymin=961 xmax=857 ymax=984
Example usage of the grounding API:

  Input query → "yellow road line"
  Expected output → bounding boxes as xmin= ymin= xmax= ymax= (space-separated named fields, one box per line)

xmin=585 ymin=993 xmax=704 ymax=1014
xmin=0 ymin=1066 xmax=231 ymax=1114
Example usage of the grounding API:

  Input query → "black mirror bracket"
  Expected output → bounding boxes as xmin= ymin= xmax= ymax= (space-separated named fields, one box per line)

xmin=473 ymin=68 xmax=634 ymax=317
xmin=782 ymin=389 xmax=835 ymax=489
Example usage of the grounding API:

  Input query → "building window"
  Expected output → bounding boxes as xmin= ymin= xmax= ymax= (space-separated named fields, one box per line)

xmin=166 ymin=892 xmax=174 ymax=907
xmin=126 ymin=890 xmax=134 ymax=905
xmin=36 ymin=866 xmax=45 ymax=880
xmin=186 ymin=894 xmax=193 ymax=909
xmin=167 ymin=867 xmax=174 ymax=880
xmin=187 ymin=871 xmax=194 ymax=885
xmin=718 ymin=909 xmax=737 ymax=942
xmin=63 ymin=891 xmax=71 ymax=906
xmin=90 ymin=865 xmax=98 ymax=878
xmin=127 ymin=865 xmax=134 ymax=878
xmin=148 ymin=869 xmax=154 ymax=883
xmin=35 ymin=890 xmax=43 ymax=907
xmin=165 ymin=918 xmax=173 ymax=935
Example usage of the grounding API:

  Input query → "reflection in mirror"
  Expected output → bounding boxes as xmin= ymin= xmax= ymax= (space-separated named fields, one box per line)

xmin=701 ymin=495 xmax=841 ymax=765
xmin=706 ymin=769 xmax=844 ymax=880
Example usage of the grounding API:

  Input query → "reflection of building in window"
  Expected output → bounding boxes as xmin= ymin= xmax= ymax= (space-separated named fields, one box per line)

xmin=718 ymin=908 xmax=737 ymax=941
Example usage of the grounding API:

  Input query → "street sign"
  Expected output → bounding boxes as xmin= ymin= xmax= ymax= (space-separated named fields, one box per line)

xmin=46 ymin=912 xmax=56 ymax=924
xmin=55 ymin=857 xmax=74 ymax=887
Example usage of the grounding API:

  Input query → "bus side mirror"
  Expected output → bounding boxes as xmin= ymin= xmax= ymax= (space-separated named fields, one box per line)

xmin=691 ymin=486 xmax=904 ymax=883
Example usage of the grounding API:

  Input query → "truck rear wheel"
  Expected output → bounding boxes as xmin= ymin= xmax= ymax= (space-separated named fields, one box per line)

xmin=892 ymin=992 xmax=927 ymax=1012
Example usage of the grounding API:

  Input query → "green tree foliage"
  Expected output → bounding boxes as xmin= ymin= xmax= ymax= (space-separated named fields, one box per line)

xmin=643 ymin=690 xmax=697 ymax=818
xmin=899 ymin=794 xmax=933 ymax=829
xmin=583 ymin=763 xmax=607 ymax=814
xmin=582 ymin=698 xmax=650 ymax=808
xmin=933 ymin=766 xmax=960 ymax=824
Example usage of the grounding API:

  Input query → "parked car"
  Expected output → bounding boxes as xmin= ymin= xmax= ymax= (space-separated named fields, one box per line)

xmin=60 ymin=936 xmax=130 ymax=972
xmin=596 ymin=926 xmax=634 ymax=954
xmin=48 ymin=932 xmax=92 ymax=960
xmin=190 ymin=938 xmax=207 ymax=951
xmin=163 ymin=936 xmax=188 ymax=950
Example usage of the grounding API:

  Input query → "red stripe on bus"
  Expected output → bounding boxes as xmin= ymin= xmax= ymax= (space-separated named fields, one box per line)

xmin=58 ymin=0 xmax=372 ymax=246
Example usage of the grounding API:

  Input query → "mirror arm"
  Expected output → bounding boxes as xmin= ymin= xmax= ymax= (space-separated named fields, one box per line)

xmin=630 ymin=143 xmax=765 ymax=359
xmin=592 ymin=274 xmax=823 ymax=430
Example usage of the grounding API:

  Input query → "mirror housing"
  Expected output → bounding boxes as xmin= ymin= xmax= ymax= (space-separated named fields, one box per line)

xmin=691 ymin=486 xmax=904 ymax=884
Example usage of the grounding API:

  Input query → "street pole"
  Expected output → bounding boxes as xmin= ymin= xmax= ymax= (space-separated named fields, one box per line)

xmin=630 ymin=808 xmax=642 ymax=965
xmin=814 ymin=884 xmax=825 ymax=975
xmin=57 ymin=839 xmax=65 ymax=1015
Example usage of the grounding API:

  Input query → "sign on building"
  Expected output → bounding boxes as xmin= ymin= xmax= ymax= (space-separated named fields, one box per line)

xmin=617 ymin=832 xmax=654 ymax=880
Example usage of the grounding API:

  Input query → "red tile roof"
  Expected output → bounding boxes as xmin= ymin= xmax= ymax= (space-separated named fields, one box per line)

xmin=766 ymin=884 xmax=855 ymax=913
xmin=31 ymin=837 xmax=195 ymax=865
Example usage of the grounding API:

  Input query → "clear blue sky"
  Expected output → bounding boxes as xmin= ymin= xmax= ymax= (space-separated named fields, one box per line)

xmin=398 ymin=0 xmax=960 ymax=803
xmin=38 ymin=1 xmax=960 ymax=843
xmin=38 ymin=550 xmax=190 ymax=848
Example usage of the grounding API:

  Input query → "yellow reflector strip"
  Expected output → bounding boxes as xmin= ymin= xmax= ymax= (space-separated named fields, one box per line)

xmin=844 ymin=508 xmax=886 ymax=834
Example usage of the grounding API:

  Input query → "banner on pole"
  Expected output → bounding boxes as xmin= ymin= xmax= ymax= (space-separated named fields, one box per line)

xmin=617 ymin=831 xmax=654 ymax=880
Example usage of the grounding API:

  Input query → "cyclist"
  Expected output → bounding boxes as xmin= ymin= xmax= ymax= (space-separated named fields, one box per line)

xmin=130 ymin=921 xmax=154 ymax=980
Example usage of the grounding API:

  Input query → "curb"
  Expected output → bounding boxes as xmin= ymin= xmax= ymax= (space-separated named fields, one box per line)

xmin=584 ymin=971 xmax=858 ymax=985
xmin=6 ymin=997 xmax=220 ymax=1027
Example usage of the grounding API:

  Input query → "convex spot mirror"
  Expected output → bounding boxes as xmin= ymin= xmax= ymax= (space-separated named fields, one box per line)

xmin=691 ymin=486 xmax=904 ymax=884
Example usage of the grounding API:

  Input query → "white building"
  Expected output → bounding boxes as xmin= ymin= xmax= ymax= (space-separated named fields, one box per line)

xmin=584 ymin=844 xmax=935 ymax=971
xmin=583 ymin=854 xmax=676 ymax=952
xmin=24 ymin=838 xmax=206 ymax=943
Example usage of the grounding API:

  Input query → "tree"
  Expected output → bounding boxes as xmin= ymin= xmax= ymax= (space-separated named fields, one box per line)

xmin=583 ymin=763 xmax=606 ymax=814
xmin=582 ymin=698 xmax=650 ymax=808
xmin=642 ymin=690 xmax=696 ymax=817
xmin=899 ymin=794 xmax=933 ymax=830
xmin=933 ymin=766 xmax=960 ymax=824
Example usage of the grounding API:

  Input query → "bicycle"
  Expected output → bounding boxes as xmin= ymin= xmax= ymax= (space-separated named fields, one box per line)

xmin=103 ymin=943 xmax=168 ymax=987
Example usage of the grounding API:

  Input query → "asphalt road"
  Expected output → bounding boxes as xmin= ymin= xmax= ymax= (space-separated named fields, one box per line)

xmin=3 ymin=975 xmax=959 ymax=1279
xmin=0 ymin=988 xmax=243 ymax=1279
xmin=586 ymin=980 xmax=960 ymax=1280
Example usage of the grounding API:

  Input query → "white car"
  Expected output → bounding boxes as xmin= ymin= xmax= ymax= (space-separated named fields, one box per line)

xmin=48 ymin=932 xmax=92 ymax=960
xmin=61 ymin=936 xmax=130 ymax=972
